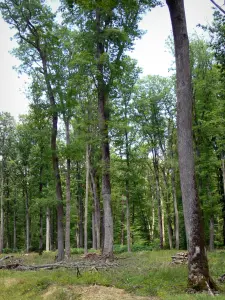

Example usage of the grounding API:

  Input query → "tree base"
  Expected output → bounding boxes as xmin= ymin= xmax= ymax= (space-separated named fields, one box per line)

xmin=188 ymin=275 xmax=218 ymax=293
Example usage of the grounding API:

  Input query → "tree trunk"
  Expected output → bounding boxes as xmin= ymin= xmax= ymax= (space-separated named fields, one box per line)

xmin=171 ymin=166 xmax=179 ymax=249
xmin=221 ymin=156 xmax=225 ymax=245
xmin=39 ymin=208 xmax=43 ymax=252
xmin=209 ymin=217 xmax=214 ymax=252
xmin=0 ymin=160 xmax=3 ymax=253
xmin=153 ymin=152 xmax=163 ymax=249
xmin=13 ymin=191 xmax=17 ymax=251
xmin=96 ymin=9 xmax=113 ymax=258
xmin=46 ymin=207 xmax=50 ymax=251
xmin=162 ymin=168 xmax=173 ymax=249
xmin=41 ymin=54 xmax=64 ymax=261
xmin=166 ymin=0 xmax=216 ymax=290
xmin=65 ymin=119 xmax=71 ymax=259
xmin=25 ymin=182 xmax=29 ymax=253
xmin=84 ymin=145 xmax=90 ymax=255
xmin=39 ymin=166 xmax=43 ymax=253
xmin=76 ymin=162 xmax=84 ymax=248
xmin=92 ymin=210 xmax=96 ymax=249
xmin=89 ymin=165 xmax=101 ymax=249
xmin=125 ymin=129 xmax=131 ymax=252
xmin=120 ymin=199 xmax=125 ymax=245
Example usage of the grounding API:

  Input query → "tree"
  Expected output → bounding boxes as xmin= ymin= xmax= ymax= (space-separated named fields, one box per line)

xmin=64 ymin=0 xmax=158 ymax=258
xmin=0 ymin=0 xmax=65 ymax=260
xmin=166 ymin=0 xmax=216 ymax=290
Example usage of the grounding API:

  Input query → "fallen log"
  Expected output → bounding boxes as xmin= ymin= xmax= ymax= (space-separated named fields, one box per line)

xmin=0 ymin=260 xmax=119 ymax=274
xmin=0 ymin=255 xmax=14 ymax=262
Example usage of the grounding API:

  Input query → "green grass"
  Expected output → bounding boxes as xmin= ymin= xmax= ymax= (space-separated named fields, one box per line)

xmin=0 ymin=250 xmax=225 ymax=299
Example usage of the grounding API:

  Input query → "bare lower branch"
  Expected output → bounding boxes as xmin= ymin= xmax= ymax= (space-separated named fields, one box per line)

xmin=210 ymin=0 xmax=225 ymax=14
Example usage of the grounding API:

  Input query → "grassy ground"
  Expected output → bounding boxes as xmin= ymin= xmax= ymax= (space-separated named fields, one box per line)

xmin=0 ymin=250 xmax=225 ymax=299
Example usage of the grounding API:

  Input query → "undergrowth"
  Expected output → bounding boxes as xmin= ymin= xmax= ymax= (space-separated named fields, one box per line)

xmin=0 ymin=249 xmax=225 ymax=299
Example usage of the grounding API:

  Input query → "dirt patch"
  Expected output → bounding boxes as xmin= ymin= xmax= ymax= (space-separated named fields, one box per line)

xmin=42 ymin=284 xmax=158 ymax=300
xmin=3 ymin=278 xmax=21 ymax=287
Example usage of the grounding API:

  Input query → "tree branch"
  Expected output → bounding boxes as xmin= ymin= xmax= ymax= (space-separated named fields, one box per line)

xmin=210 ymin=0 xmax=225 ymax=14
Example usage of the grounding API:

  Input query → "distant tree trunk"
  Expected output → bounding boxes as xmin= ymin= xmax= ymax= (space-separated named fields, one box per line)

xmin=89 ymin=165 xmax=101 ymax=249
xmin=171 ymin=167 xmax=179 ymax=249
xmin=152 ymin=151 xmax=163 ymax=249
xmin=76 ymin=162 xmax=84 ymax=248
xmin=151 ymin=200 xmax=155 ymax=241
xmin=13 ymin=190 xmax=17 ymax=251
xmin=42 ymin=55 xmax=64 ymax=261
xmin=96 ymin=9 xmax=113 ymax=258
xmin=120 ymin=199 xmax=125 ymax=245
xmin=65 ymin=119 xmax=71 ymax=259
xmin=25 ymin=181 xmax=29 ymax=253
xmin=46 ymin=207 xmax=50 ymax=251
xmin=161 ymin=169 xmax=173 ymax=249
xmin=39 ymin=166 xmax=43 ymax=253
xmin=125 ymin=129 xmax=131 ymax=252
xmin=166 ymin=0 xmax=216 ymax=290
xmin=221 ymin=156 xmax=225 ymax=245
xmin=39 ymin=208 xmax=43 ymax=252
xmin=84 ymin=145 xmax=90 ymax=255
xmin=0 ymin=160 xmax=4 ymax=253
xmin=92 ymin=210 xmax=96 ymax=249
xmin=209 ymin=217 xmax=214 ymax=252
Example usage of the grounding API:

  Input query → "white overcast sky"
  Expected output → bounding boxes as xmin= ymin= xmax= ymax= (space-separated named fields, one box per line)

xmin=0 ymin=0 xmax=222 ymax=119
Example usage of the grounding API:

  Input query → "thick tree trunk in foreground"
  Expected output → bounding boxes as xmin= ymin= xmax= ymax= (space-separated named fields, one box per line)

xmin=96 ymin=9 xmax=113 ymax=258
xmin=166 ymin=0 xmax=216 ymax=290
xmin=65 ymin=120 xmax=71 ymax=259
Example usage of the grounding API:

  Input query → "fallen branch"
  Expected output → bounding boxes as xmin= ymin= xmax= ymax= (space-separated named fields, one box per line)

xmin=0 ymin=255 xmax=14 ymax=262
xmin=0 ymin=260 xmax=119 ymax=274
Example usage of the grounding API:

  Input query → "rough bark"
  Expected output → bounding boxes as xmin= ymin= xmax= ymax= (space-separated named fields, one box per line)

xmin=65 ymin=119 xmax=71 ymax=259
xmin=96 ymin=9 xmax=113 ymax=258
xmin=166 ymin=0 xmax=216 ymax=290
xmin=84 ymin=145 xmax=90 ymax=255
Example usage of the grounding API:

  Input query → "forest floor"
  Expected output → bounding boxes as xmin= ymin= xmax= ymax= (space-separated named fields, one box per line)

xmin=1 ymin=249 xmax=225 ymax=299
